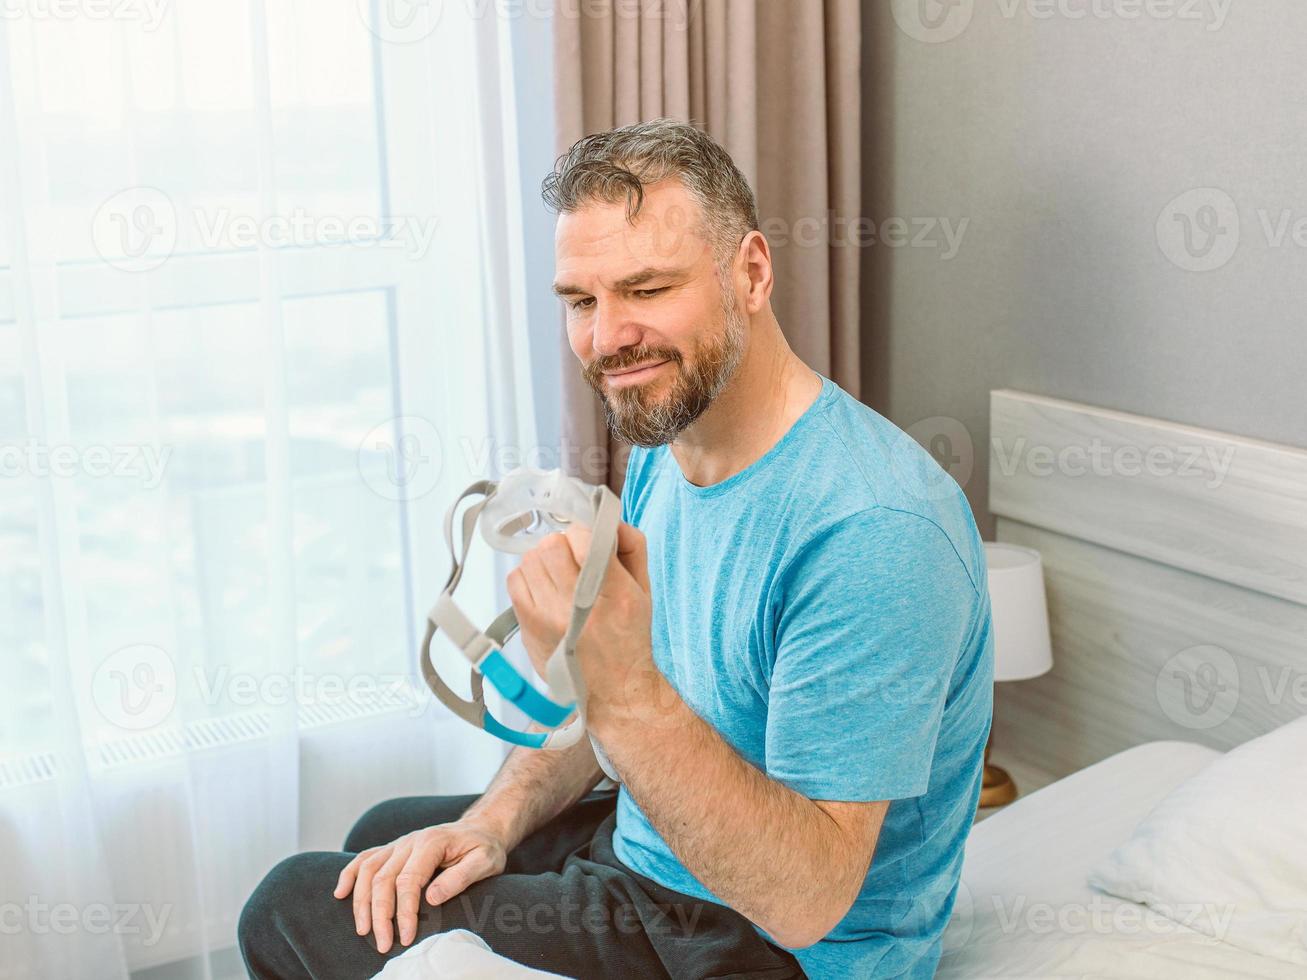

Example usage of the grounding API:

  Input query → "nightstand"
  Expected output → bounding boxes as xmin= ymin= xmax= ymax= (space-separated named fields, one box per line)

xmin=974 ymin=750 xmax=1059 ymax=823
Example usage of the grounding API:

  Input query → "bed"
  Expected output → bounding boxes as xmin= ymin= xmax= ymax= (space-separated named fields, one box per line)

xmin=939 ymin=739 xmax=1303 ymax=979
xmin=941 ymin=390 xmax=1307 ymax=977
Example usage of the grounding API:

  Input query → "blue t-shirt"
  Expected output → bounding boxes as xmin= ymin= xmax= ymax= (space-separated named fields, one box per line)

xmin=611 ymin=374 xmax=994 ymax=979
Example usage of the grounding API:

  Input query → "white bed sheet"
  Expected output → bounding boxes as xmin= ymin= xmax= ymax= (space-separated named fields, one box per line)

xmin=938 ymin=740 xmax=1302 ymax=979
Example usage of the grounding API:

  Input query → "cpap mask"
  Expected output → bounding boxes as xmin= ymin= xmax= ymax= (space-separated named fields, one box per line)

xmin=419 ymin=467 xmax=623 ymax=781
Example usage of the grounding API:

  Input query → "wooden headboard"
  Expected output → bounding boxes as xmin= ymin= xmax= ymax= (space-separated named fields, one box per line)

xmin=988 ymin=389 xmax=1307 ymax=778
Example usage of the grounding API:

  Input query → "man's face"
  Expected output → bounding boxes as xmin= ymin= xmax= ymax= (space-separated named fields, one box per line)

xmin=553 ymin=180 xmax=746 ymax=447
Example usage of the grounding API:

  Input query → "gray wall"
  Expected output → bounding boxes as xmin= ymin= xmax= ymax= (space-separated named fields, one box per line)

xmin=860 ymin=1 xmax=1307 ymax=537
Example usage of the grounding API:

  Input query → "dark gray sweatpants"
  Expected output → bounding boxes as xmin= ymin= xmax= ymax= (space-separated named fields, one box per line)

xmin=237 ymin=788 xmax=806 ymax=979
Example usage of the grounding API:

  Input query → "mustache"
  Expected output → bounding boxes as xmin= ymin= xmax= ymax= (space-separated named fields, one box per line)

xmin=584 ymin=347 xmax=682 ymax=381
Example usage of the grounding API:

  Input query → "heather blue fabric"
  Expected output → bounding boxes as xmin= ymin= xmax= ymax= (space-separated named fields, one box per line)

xmin=610 ymin=374 xmax=994 ymax=979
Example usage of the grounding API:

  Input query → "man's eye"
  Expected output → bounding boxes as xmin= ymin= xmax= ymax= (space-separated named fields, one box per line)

xmin=569 ymin=297 xmax=595 ymax=310
xmin=634 ymin=287 xmax=666 ymax=298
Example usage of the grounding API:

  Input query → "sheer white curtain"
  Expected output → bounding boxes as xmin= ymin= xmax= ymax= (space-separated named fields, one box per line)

xmin=0 ymin=2 xmax=554 ymax=977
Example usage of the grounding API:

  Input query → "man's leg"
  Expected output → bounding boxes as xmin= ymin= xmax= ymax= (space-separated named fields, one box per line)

xmin=238 ymin=790 xmax=804 ymax=980
xmin=238 ymin=790 xmax=619 ymax=980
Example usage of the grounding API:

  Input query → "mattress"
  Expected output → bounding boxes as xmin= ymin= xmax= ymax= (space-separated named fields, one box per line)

xmin=937 ymin=740 xmax=1301 ymax=979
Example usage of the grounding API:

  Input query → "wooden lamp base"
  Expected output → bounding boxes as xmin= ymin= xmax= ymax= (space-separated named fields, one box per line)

xmin=979 ymin=733 xmax=1018 ymax=808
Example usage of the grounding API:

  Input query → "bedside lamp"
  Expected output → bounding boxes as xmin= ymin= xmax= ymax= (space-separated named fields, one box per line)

xmin=981 ymin=542 xmax=1054 ymax=807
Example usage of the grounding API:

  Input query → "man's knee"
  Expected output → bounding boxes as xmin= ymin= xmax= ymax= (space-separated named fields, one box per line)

xmin=343 ymin=794 xmax=480 ymax=852
xmin=239 ymin=852 xmax=346 ymax=979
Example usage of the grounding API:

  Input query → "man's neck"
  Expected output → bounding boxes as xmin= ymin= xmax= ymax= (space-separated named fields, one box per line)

xmin=668 ymin=318 xmax=823 ymax=488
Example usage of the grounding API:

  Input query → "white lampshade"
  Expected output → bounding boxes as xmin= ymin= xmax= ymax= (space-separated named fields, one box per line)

xmin=984 ymin=543 xmax=1054 ymax=682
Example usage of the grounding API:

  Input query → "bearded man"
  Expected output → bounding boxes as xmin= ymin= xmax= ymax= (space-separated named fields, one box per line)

xmin=240 ymin=119 xmax=993 ymax=980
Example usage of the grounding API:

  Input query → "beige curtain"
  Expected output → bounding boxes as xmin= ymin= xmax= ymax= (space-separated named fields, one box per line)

xmin=552 ymin=0 xmax=862 ymax=491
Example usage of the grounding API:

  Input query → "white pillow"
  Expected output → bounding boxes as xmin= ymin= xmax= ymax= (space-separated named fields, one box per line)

xmin=1089 ymin=714 xmax=1307 ymax=966
xmin=370 ymin=929 xmax=572 ymax=980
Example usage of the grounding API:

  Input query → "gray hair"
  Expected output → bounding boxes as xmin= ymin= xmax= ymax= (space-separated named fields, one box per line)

xmin=541 ymin=118 xmax=759 ymax=265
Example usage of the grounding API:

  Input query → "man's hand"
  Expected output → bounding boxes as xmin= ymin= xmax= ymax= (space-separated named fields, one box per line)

xmin=506 ymin=522 xmax=658 ymax=726
xmin=505 ymin=531 xmax=581 ymax=677
xmin=333 ymin=818 xmax=508 ymax=954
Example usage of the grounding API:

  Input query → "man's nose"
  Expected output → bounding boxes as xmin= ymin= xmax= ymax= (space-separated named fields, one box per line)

xmin=591 ymin=298 xmax=642 ymax=357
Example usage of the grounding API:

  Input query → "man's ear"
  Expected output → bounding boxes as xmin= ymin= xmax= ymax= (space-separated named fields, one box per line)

xmin=738 ymin=229 xmax=774 ymax=314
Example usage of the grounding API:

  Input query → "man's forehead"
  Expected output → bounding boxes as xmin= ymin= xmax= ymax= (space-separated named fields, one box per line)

xmin=554 ymin=183 xmax=709 ymax=282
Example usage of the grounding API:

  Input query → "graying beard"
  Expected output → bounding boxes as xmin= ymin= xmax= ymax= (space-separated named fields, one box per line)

xmin=604 ymin=304 xmax=746 ymax=447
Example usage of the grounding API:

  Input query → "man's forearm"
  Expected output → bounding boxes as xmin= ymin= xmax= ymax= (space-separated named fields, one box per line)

xmin=591 ymin=675 xmax=867 ymax=948
xmin=461 ymin=729 xmax=605 ymax=851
